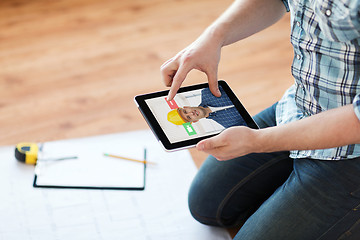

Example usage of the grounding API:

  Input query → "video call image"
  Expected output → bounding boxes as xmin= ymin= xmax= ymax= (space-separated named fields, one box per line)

xmin=145 ymin=86 xmax=247 ymax=143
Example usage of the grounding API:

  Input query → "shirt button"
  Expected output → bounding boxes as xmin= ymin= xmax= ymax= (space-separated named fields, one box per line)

xmin=325 ymin=9 xmax=332 ymax=17
xmin=296 ymin=54 xmax=301 ymax=60
xmin=296 ymin=21 xmax=301 ymax=27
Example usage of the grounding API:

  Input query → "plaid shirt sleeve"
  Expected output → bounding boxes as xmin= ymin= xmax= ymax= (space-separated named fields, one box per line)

xmin=281 ymin=0 xmax=290 ymax=12
xmin=353 ymin=94 xmax=360 ymax=122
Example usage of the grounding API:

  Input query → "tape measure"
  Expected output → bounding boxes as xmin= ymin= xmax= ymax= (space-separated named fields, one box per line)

xmin=15 ymin=142 xmax=39 ymax=165
xmin=15 ymin=142 xmax=78 ymax=164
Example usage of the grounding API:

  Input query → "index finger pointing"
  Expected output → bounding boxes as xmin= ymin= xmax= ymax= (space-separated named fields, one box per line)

xmin=160 ymin=59 xmax=178 ymax=87
xmin=166 ymin=64 xmax=190 ymax=101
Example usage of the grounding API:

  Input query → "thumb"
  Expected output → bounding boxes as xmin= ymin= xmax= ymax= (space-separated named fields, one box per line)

xmin=196 ymin=135 xmax=224 ymax=152
xmin=205 ymin=69 xmax=221 ymax=97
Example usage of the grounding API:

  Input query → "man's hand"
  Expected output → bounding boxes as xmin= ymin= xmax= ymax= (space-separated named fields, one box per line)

xmin=160 ymin=34 xmax=222 ymax=101
xmin=196 ymin=105 xmax=360 ymax=161
xmin=196 ymin=126 xmax=260 ymax=161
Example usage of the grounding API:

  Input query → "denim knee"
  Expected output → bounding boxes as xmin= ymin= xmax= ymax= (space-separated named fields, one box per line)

xmin=188 ymin=156 xmax=223 ymax=226
xmin=188 ymin=102 xmax=280 ymax=226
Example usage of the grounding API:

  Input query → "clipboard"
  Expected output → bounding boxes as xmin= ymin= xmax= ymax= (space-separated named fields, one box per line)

xmin=33 ymin=133 xmax=146 ymax=190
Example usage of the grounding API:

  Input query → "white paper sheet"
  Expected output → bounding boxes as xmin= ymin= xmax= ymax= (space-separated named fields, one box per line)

xmin=0 ymin=130 xmax=231 ymax=240
xmin=34 ymin=134 xmax=146 ymax=189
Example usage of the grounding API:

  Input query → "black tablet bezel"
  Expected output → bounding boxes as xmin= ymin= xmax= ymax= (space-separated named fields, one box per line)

xmin=134 ymin=80 xmax=258 ymax=151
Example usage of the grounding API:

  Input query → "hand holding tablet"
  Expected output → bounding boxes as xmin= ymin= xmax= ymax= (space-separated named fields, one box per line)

xmin=134 ymin=80 xmax=258 ymax=151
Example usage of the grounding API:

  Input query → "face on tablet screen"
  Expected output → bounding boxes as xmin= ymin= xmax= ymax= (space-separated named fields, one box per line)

xmin=144 ymin=86 xmax=248 ymax=143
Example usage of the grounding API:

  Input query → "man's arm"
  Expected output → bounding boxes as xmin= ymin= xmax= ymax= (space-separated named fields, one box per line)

xmin=161 ymin=0 xmax=287 ymax=100
xmin=197 ymin=105 xmax=360 ymax=160
xmin=208 ymin=0 xmax=287 ymax=46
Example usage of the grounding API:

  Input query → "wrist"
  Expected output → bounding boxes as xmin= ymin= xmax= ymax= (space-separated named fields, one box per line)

xmin=253 ymin=127 xmax=278 ymax=153
xmin=202 ymin=24 xmax=228 ymax=48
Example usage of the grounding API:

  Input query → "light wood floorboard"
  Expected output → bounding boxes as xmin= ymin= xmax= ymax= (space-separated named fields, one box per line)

xmin=0 ymin=1 xmax=293 ymax=235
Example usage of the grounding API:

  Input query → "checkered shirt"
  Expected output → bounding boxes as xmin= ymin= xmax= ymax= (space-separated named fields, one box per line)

xmin=277 ymin=0 xmax=360 ymax=160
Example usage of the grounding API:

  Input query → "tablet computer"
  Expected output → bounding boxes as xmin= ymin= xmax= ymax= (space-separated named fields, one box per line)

xmin=134 ymin=80 xmax=258 ymax=151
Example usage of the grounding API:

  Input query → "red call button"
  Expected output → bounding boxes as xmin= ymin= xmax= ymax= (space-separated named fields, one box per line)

xmin=165 ymin=97 xmax=179 ymax=109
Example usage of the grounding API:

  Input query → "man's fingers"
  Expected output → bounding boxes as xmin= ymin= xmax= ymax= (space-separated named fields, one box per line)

xmin=161 ymin=56 xmax=192 ymax=101
xmin=160 ymin=59 xmax=177 ymax=87
xmin=206 ymin=70 xmax=221 ymax=97
xmin=196 ymin=139 xmax=227 ymax=161
xmin=167 ymin=64 xmax=191 ymax=101
xmin=196 ymin=134 xmax=225 ymax=152
xmin=197 ymin=139 xmax=231 ymax=161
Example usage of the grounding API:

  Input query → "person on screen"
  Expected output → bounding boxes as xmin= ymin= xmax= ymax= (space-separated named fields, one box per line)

xmin=167 ymin=86 xmax=246 ymax=128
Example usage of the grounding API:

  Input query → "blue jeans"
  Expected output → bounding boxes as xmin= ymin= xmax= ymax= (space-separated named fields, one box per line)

xmin=188 ymin=103 xmax=360 ymax=240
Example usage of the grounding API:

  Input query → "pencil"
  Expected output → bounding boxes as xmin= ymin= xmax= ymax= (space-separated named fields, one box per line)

xmin=103 ymin=152 xmax=155 ymax=165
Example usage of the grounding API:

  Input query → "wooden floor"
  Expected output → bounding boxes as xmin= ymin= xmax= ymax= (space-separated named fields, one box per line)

xmin=0 ymin=0 xmax=293 ymax=237
xmin=0 ymin=0 xmax=293 ymax=166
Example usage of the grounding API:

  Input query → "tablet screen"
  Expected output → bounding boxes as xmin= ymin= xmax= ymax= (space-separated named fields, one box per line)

xmin=146 ymin=85 xmax=248 ymax=143
xmin=135 ymin=81 xmax=258 ymax=151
